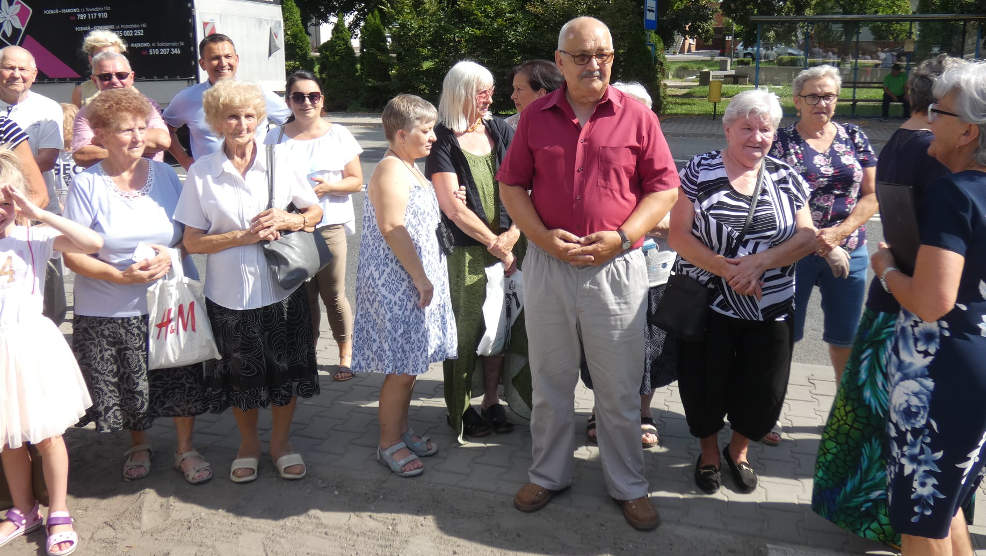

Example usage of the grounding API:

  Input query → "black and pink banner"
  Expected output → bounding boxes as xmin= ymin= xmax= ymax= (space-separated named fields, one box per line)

xmin=2 ymin=0 xmax=197 ymax=82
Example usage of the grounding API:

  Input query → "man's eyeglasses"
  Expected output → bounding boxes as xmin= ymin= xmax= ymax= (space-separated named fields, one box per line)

xmin=96 ymin=71 xmax=131 ymax=83
xmin=290 ymin=91 xmax=322 ymax=104
xmin=928 ymin=103 xmax=960 ymax=123
xmin=558 ymin=50 xmax=614 ymax=66
xmin=799 ymin=93 xmax=838 ymax=105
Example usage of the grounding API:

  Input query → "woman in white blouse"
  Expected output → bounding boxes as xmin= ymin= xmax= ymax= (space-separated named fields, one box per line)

xmin=175 ymin=80 xmax=322 ymax=484
xmin=265 ymin=70 xmax=362 ymax=382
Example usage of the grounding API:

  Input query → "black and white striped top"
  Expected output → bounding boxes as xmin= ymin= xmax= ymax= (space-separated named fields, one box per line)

xmin=676 ymin=151 xmax=809 ymax=321
xmin=0 ymin=117 xmax=28 ymax=149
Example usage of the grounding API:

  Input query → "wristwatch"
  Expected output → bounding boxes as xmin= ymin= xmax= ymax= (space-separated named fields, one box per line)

xmin=617 ymin=229 xmax=632 ymax=251
xmin=879 ymin=266 xmax=899 ymax=293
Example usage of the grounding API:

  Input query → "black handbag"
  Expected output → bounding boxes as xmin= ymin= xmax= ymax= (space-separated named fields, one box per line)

xmin=261 ymin=141 xmax=333 ymax=290
xmin=653 ymin=159 xmax=767 ymax=342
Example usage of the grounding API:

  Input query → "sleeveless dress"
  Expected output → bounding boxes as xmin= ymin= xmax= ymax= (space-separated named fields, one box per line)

xmin=351 ymin=161 xmax=457 ymax=375
xmin=0 ymin=225 xmax=91 ymax=450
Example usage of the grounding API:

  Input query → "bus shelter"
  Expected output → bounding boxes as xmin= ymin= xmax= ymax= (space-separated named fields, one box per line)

xmin=748 ymin=14 xmax=985 ymax=117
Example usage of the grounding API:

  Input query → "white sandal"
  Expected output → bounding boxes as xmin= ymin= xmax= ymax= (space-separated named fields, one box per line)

xmin=229 ymin=457 xmax=259 ymax=483
xmin=273 ymin=453 xmax=306 ymax=480
xmin=45 ymin=511 xmax=78 ymax=556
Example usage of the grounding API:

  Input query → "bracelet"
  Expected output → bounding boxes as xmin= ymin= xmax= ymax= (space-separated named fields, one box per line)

xmin=879 ymin=265 xmax=899 ymax=293
xmin=300 ymin=214 xmax=307 ymax=230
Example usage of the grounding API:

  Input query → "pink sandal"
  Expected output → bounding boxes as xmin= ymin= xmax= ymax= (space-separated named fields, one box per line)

xmin=0 ymin=503 xmax=43 ymax=548
xmin=45 ymin=511 xmax=78 ymax=556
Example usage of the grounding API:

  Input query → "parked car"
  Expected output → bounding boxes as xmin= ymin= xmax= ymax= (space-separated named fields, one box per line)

xmin=735 ymin=43 xmax=804 ymax=61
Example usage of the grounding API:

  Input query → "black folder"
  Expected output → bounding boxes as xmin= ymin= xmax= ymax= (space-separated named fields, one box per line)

xmin=876 ymin=180 xmax=920 ymax=275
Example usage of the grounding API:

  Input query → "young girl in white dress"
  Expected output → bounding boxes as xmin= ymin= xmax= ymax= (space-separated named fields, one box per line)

xmin=0 ymin=149 xmax=103 ymax=556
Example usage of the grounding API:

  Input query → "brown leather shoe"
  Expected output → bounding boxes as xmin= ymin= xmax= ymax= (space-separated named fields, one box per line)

xmin=617 ymin=496 xmax=660 ymax=531
xmin=513 ymin=482 xmax=559 ymax=512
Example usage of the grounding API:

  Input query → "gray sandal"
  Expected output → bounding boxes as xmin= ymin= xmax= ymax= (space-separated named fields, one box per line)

xmin=401 ymin=428 xmax=438 ymax=457
xmin=122 ymin=443 xmax=152 ymax=481
xmin=173 ymin=450 xmax=213 ymax=485
xmin=376 ymin=441 xmax=423 ymax=477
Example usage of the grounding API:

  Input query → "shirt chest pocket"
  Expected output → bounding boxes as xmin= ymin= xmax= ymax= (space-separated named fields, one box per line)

xmin=595 ymin=146 xmax=637 ymax=192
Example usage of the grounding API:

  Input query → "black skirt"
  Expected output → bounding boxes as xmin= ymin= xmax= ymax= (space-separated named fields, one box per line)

xmin=205 ymin=286 xmax=319 ymax=410
xmin=73 ymin=314 xmax=215 ymax=432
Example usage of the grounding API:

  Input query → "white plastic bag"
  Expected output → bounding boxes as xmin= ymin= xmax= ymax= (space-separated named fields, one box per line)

xmin=476 ymin=262 xmax=524 ymax=356
xmin=146 ymin=249 xmax=221 ymax=369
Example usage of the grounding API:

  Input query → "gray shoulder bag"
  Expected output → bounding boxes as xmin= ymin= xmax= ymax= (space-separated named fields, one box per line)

xmin=261 ymin=138 xmax=333 ymax=290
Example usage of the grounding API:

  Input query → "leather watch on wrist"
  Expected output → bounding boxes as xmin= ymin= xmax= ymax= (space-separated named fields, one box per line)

xmin=617 ymin=229 xmax=632 ymax=251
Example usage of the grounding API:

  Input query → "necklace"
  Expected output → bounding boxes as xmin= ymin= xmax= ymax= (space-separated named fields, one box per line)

xmin=386 ymin=149 xmax=427 ymax=186
xmin=465 ymin=117 xmax=484 ymax=133
xmin=101 ymin=162 xmax=151 ymax=201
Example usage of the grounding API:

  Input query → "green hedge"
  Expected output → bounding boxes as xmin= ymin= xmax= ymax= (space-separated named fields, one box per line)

xmin=733 ymin=57 xmax=751 ymax=66
xmin=776 ymin=56 xmax=803 ymax=67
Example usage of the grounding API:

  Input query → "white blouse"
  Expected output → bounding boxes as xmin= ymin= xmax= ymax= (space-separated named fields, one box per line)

xmin=173 ymin=142 xmax=320 ymax=310
xmin=264 ymin=123 xmax=362 ymax=229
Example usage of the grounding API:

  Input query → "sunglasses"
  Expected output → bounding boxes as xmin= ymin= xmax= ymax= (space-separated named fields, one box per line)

xmin=928 ymin=103 xmax=960 ymax=123
xmin=290 ymin=91 xmax=322 ymax=104
xmin=96 ymin=71 xmax=131 ymax=82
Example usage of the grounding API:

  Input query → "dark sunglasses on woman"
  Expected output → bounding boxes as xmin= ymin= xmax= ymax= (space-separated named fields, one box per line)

xmin=290 ymin=91 xmax=322 ymax=105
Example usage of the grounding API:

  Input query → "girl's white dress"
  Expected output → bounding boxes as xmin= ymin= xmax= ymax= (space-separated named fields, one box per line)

xmin=0 ymin=225 xmax=91 ymax=450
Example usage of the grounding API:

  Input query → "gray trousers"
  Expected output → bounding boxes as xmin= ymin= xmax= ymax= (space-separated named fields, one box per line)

xmin=524 ymin=244 xmax=649 ymax=500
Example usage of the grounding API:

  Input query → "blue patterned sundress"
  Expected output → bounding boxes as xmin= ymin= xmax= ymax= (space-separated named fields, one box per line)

xmin=885 ymin=171 xmax=986 ymax=538
xmin=351 ymin=162 xmax=457 ymax=375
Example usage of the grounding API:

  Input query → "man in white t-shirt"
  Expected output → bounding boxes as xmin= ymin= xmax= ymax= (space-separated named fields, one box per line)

xmin=0 ymin=46 xmax=63 ymax=212
xmin=163 ymin=33 xmax=289 ymax=169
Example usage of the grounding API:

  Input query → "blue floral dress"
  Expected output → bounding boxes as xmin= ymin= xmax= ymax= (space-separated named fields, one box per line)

xmin=351 ymin=162 xmax=457 ymax=375
xmin=886 ymin=170 xmax=986 ymax=538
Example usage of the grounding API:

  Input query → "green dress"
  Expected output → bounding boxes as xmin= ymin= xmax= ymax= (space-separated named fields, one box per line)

xmin=812 ymin=308 xmax=898 ymax=546
xmin=443 ymin=150 xmax=532 ymax=442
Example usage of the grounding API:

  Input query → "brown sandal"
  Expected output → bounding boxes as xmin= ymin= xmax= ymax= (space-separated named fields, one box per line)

xmin=332 ymin=365 xmax=354 ymax=382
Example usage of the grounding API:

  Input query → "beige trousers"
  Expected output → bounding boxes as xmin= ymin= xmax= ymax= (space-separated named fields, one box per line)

xmin=523 ymin=244 xmax=649 ymax=500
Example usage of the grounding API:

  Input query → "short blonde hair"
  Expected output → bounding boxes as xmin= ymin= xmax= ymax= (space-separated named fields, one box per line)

xmin=202 ymin=80 xmax=266 ymax=136
xmin=60 ymin=103 xmax=78 ymax=148
xmin=82 ymin=29 xmax=126 ymax=56
xmin=0 ymin=148 xmax=26 ymax=196
xmin=382 ymin=94 xmax=436 ymax=142
xmin=437 ymin=61 xmax=494 ymax=133
xmin=86 ymin=88 xmax=152 ymax=131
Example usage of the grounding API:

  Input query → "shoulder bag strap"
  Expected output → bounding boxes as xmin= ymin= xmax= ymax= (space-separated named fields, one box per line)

xmin=266 ymin=141 xmax=274 ymax=211
xmin=736 ymin=157 xmax=767 ymax=244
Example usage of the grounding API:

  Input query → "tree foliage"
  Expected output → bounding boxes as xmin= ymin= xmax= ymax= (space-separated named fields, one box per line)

xmin=360 ymin=11 xmax=393 ymax=109
xmin=317 ymin=15 xmax=361 ymax=111
xmin=386 ymin=0 xmax=675 ymax=113
xmin=295 ymin=0 xmax=386 ymax=28
xmin=282 ymin=0 xmax=313 ymax=74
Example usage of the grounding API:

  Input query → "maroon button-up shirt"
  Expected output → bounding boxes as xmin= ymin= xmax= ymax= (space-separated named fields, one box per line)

xmin=496 ymin=85 xmax=679 ymax=248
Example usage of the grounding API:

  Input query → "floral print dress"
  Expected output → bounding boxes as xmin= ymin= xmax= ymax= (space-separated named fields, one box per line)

xmin=770 ymin=122 xmax=876 ymax=250
xmin=885 ymin=171 xmax=986 ymax=538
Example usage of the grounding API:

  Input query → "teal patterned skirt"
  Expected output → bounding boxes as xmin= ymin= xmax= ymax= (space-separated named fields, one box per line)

xmin=811 ymin=308 xmax=899 ymax=546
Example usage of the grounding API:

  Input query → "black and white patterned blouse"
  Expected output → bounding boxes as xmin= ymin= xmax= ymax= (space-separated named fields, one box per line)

xmin=676 ymin=151 xmax=810 ymax=321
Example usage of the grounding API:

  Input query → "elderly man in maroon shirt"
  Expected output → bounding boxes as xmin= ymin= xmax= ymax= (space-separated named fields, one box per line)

xmin=497 ymin=16 xmax=679 ymax=531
